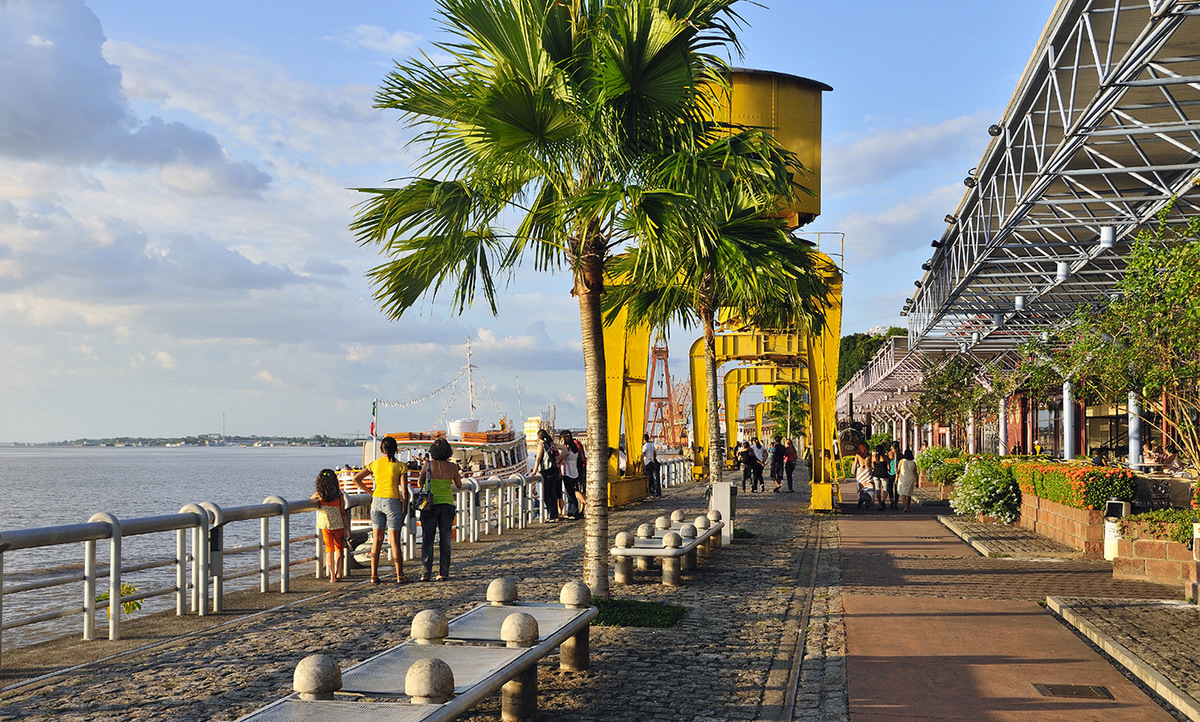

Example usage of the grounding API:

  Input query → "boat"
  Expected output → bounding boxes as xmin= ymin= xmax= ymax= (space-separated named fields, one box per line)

xmin=335 ymin=339 xmax=530 ymax=535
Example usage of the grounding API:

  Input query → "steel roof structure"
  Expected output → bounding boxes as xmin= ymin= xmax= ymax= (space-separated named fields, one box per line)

xmin=837 ymin=0 xmax=1200 ymax=416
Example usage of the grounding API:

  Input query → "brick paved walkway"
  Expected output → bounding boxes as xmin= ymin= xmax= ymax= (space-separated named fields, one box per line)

xmin=0 ymin=473 xmax=843 ymax=721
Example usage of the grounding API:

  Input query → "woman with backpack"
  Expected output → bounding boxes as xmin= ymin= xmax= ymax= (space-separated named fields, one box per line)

xmin=559 ymin=430 xmax=587 ymax=520
xmin=535 ymin=428 xmax=564 ymax=523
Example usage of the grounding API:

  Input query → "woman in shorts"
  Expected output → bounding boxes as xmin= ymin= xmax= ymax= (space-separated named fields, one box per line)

xmin=352 ymin=436 xmax=409 ymax=583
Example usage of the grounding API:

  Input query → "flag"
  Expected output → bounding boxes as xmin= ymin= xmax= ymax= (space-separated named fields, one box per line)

xmin=370 ymin=420 xmax=376 ymax=436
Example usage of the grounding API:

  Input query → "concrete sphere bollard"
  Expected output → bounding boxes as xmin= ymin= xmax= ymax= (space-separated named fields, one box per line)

xmin=707 ymin=509 xmax=722 ymax=523
xmin=558 ymin=581 xmax=592 ymax=672
xmin=661 ymin=532 xmax=682 ymax=586
xmin=654 ymin=515 xmax=671 ymax=531
xmin=487 ymin=577 xmax=519 ymax=606
xmin=670 ymin=509 xmax=687 ymax=523
xmin=614 ymin=532 xmax=634 ymax=583
xmin=680 ymin=524 xmax=697 ymax=571
xmin=405 ymin=657 xmax=455 ymax=705
xmin=694 ymin=515 xmax=710 ymax=530
xmin=501 ymin=612 xmax=540 ymax=648
xmin=293 ymin=654 xmax=341 ymax=700
xmin=635 ymin=523 xmax=654 ymax=539
xmin=707 ymin=509 xmax=723 ymax=549
xmin=694 ymin=516 xmax=712 ymax=560
xmin=411 ymin=609 xmax=449 ymax=645
xmin=560 ymin=581 xmax=592 ymax=609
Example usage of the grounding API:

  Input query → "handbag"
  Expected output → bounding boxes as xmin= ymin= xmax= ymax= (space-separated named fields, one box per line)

xmin=411 ymin=463 xmax=433 ymax=513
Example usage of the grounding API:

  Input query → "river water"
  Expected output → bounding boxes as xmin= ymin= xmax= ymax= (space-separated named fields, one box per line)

xmin=0 ymin=445 xmax=361 ymax=650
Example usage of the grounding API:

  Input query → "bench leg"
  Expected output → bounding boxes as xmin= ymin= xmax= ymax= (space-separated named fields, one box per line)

xmin=683 ymin=549 xmax=696 ymax=572
xmin=662 ymin=557 xmax=681 ymax=586
xmin=697 ymin=539 xmax=710 ymax=562
xmin=502 ymin=666 xmax=537 ymax=722
xmin=560 ymin=627 xmax=589 ymax=671
xmin=634 ymin=556 xmax=651 ymax=572
xmin=614 ymin=555 xmax=633 ymax=585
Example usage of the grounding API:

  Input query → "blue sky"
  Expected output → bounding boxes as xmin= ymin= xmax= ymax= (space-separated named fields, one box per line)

xmin=0 ymin=0 xmax=1055 ymax=441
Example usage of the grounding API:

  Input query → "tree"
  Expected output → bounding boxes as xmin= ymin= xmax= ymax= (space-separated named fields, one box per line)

xmin=838 ymin=327 xmax=905 ymax=388
xmin=351 ymin=0 xmax=748 ymax=598
xmin=606 ymin=129 xmax=832 ymax=483
xmin=766 ymin=385 xmax=808 ymax=440
xmin=1028 ymin=204 xmax=1200 ymax=471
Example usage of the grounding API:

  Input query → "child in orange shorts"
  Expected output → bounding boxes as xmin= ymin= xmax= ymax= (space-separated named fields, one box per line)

xmin=312 ymin=468 xmax=349 ymax=582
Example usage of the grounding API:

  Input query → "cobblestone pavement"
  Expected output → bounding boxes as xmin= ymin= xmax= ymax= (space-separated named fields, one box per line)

xmin=1053 ymin=597 xmax=1200 ymax=701
xmin=0 ymin=473 xmax=843 ymax=721
xmin=939 ymin=514 xmax=1080 ymax=558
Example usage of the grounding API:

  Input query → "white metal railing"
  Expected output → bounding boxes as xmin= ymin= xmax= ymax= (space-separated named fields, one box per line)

xmin=0 ymin=462 xmax=693 ymax=662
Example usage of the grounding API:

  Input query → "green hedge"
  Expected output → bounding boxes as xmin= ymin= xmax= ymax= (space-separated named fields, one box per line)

xmin=1118 ymin=509 xmax=1198 ymax=545
xmin=1013 ymin=462 xmax=1136 ymax=510
xmin=929 ymin=458 xmax=966 ymax=485
xmin=836 ymin=456 xmax=856 ymax=480
xmin=916 ymin=446 xmax=959 ymax=472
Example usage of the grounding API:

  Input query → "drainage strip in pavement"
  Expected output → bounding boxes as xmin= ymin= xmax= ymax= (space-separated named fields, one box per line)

xmin=1048 ymin=596 xmax=1200 ymax=722
xmin=939 ymin=514 xmax=1081 ymax=559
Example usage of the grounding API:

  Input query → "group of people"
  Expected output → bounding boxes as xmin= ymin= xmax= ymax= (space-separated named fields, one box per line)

xmin=853 ymin=441 xmax=917 ymax=512
xmin=534 ymin=428 xmax=589 ymax=522
xmin=736 ymin=436 xmax=801 ymax=493
xmin=311 ymin=435 xmax=465 ymax=585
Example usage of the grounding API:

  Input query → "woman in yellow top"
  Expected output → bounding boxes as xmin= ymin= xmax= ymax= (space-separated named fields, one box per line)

xmin=352 ymin=436 xmax=409 ymax=583
xmin=418 ymin=437 xmax=463 ymax=582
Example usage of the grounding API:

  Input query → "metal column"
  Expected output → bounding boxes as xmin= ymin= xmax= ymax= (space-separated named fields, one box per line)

xmin=998 ymin=396 xmax=1008 ymax=456
xmin=1062 ymin=380 xmax=1075 ymax=460
xmin=1128 ymin=391 xmax=1143 ymax=467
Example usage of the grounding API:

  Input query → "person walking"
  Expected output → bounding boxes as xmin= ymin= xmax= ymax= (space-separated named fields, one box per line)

xmin=535 ymin=429 xmax=563 ymax=522
xmin=770 ymin=436 xmax=786 ymax=492
xmin=642 ymin=433 xmax=660 ymax=497
xmin=888 ymin=441 xmax=901 ymax=510
xmin=896 ymin=448 xmax=918 ymax=512
xmin=783 ymin=439 xmax=798 ymax=492
xmin=351 ymin=436 xmax=409 ymax=584
xmin=312 ymin=468 xmax=349 ymax=583
xmin=418 ymin=437 xmax=463 ymax=581
xmin=751 ymin=438 xmax=766 ymax=492
xmin=872 ymin=443 xmax=891 ymax=511
xmin=853 ymin=442 xmax=875 ymax=509
xmin=738 ymin=441 xmax=754 ymax=492
xmin=560 ymin=430 xmax=588 ymax=518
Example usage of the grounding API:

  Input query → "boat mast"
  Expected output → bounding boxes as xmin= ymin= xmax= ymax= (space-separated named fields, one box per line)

xmin=466 ymin=337 xmax=477 ymax=418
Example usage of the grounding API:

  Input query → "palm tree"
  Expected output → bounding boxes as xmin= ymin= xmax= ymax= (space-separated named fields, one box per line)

xmin=606 ymin=128 xmax=833 ymax=484
xmin=350 ymin=0 xmax=749 ymax=598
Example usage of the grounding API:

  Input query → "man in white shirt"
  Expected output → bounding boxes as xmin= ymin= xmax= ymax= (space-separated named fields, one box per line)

xmin=642 ymin=433 xmax=660 ymax=497
xmin=750 ymin=438 xmax=765 ymax=492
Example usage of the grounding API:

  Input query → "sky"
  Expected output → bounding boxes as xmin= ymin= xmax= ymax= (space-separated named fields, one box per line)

xmin=0 ymin=0 xmax=1057 ymax=442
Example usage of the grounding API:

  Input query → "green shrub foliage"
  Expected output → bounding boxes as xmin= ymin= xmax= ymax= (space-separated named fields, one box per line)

xmin=1118 ymin=509 xmax=1198 ymax=545
xmin=916 ymin=446 xmax=959 ymax=472
xmin=1013 ymin=462 xmax=1136 ymax=510
xmin=949 ymin=456 xmax=1021 ymax=522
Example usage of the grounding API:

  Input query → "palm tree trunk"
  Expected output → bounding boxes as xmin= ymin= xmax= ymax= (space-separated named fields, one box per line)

xmin=577 ymin=240 xmax=610 ymax=600
xmin=702 ymin=309 xmax=723 ymax=484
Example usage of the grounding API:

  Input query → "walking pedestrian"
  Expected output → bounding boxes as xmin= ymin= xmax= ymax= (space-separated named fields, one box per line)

xmin=312 ymin=468 xmax=349 ymax=583
xmin=896 ymin=448 xmax=918 ymax=512
xmin=535 ymin=429 xmax=563 ymax=522
xmin=642 ymin=433 xmax=660 ymax=497
xmin=560 ymin=430 xmax=588 ymax=518
xmin=751 ymin=438 xmax=765 ymax=492
xmin=351 ymin=436 xmax=410 ymax=584
xmin=872 ymin=444 xmax=891 ymax=511
xmin=418 ymin=437 xmax=463 ymax=581
xmin=770 ymin=436 xmax=786 ymax=492
xmin=783 ymin=439 xmax=798 ymax=492
xmin=888 ymin=441 xmax=901 ymax=510
xmin=853 ymin=442 xmax=875 ymax=509
xmin=738 ymin=441 xmax=754 ymax=492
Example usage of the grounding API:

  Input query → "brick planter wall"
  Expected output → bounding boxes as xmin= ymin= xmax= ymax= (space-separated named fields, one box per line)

xmin=1112 ymin=527 xmax=1200 ymax=599
xmin=1019 ymin=494 xmax=1105 ymax=558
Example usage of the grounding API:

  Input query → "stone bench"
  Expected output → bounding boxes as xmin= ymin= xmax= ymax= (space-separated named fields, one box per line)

xmin=239 ymin=578 xmax=597 ymax=722
xmin=609 ymin=509 xmax=724 ymax=586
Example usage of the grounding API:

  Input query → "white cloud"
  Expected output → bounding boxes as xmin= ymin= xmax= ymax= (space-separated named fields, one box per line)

xmin=823 ymin=113 xmax=991 ymax=193
xmin=837 ymin=185 xmax=963 ymax=263
xmin=153 ymin=351 xmax=175 ymax=370
xmin=342 ymin=25 xmax=421 ymax=55
xmin=0 ymin=1 xmax=271 ymax=197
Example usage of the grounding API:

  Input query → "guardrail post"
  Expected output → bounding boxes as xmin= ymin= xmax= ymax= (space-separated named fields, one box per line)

xmin=259 ymin=513 xmax=270 ymax=592
xmin=83 ymin=536 xmax=96 ymax=640
xmin=468 ymin=482 xmax=479 ymax=543
xmin=0 ymin=536 xmax=6 ymax=665
xmin=176 ymin=527 xmax=188 ymax=615
xmin=264 ymin=496 xmax=289 ymax=593
xmin=180 ymin=504 xmax=209 ymax=615
xmin=88 ymin=513 xmax=122 ymax=640
xmin=200 ymin=502 xmax=225 ymax=613
xmin=536 ymin=474 xmax=545 ymax=524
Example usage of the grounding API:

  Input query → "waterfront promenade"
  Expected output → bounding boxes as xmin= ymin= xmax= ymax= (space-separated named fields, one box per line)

xmin=0 ymin=473 xmax=1193 ymax=720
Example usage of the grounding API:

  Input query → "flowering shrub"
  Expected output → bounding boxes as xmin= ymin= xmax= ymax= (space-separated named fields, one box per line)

xmin=915 ymin=446 xmax=959 ymax=472
xmin=929 ymin=457 xmax=966 ymax=485
xmin=837 ymin=456 xmax=856 ymax=480
xmin=1013 ymin=462 xmax=1136 ymax=510
xmin=949 ymin=456 xmax=1020 ymax=522
xmin=1193 ymin=482 xmax=1199 ymax=511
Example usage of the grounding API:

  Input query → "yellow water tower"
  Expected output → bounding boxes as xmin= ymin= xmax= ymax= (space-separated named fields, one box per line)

xmin=709 ymin=68 xmax=831 ymax=229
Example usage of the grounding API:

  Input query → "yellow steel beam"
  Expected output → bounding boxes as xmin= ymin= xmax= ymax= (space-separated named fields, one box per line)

xmin=722 ymin=364 xmax=809 ymax=464
xmin=601 ymin=303 xmax=651 ymax=486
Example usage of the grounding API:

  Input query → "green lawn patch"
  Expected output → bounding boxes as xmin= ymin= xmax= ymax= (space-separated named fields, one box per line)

xmin=733 ymin=528 xmax=755 ymax=539
xmin=591 ymin=598 xmax=686 ymax=628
